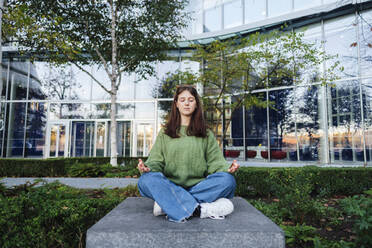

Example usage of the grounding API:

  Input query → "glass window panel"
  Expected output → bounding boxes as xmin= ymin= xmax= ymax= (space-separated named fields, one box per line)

xmin=34 ymin=62 xmax=92 ymax=100
xmin=184 ymin=0 xmax=203 ymax=35
xmin=91 ymin=103 xmax=111 ymax=119
xmin=8 ymin=61 xmax=29 ymax=100
xmin=204 ymin=6 xmax=222 ymax=32
xmin=49 ymin=103 xmax=93 ymax=120
xmin=95 ymin=122 xmax=106 ymax=157
xmin=243 ymin=93 xmax=268 ymax=160
xmin=294 ymin=0 xmax=321 ymax=10
xmin=224 ymin=0 xmax=243 ymax=29
xmin=117 ymin=121 xmax=131 ymax=157
xmin=117 ymin=73 xmax=135 ymax=100
xmin=157 ymin=99 xmax=172 ymax=127
xmin=295 ymin=86 xmax=325 ymax=162
xmin=269 ymin=89 xmax=296 ymax=161
xmin=25 ymin=102 xmax=47 ymax=157
xmin=204 ymin=0 xmax=223 ymax=9
xmin=244 ymin=0 xmax=266 ymax=24
xmin=327 ymin=81 xmax=364 ymax=164
xmin=359 ymin=10 xmax=372 ymax=77
xmin=5 ymin=103 xmax=26 ymax=157
xmin=1 ymin=61 xmax=8 ymax=100
xmin=295 ymin=23 xmax=323 ymax=86
xmin=268 ymin=0 xmax=291 ymax=18
xmin=117 ymin=103 xmax=135 ymax=119
xmin=91 ymin=65 xmax=111 ymax=101
xmin=70 ymin=121 xmax=94 ymax=157
xmin=135 ymin=102 xmax=155 ymax=119
xmin=362 ymin=79 xmax=372 ymax=165
xmin=324 ymin=14 xmax=358 ymax=79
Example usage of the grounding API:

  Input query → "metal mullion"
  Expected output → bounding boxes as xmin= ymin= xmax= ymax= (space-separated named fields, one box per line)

xmin=321 ymin=18 xmax=330 ymax=164
xmin=356 ymin=9 xmax=367 ymax=166
xmin=1 ymin=61 xmax=10 ymax=157
xmin=22 ymin=61 xmax=31 ymax=158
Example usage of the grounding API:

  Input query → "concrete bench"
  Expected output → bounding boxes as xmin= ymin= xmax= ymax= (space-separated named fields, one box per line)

xmin=86 ymin=197 xmax=285 ymax=248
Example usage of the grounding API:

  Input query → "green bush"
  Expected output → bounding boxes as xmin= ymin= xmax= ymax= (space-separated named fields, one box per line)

xmin=340 ymin=190 xmax=372 ymax=248
xmin=235 ymin=166 xmax=372 ymax=198
xmin=0 ymin=157 xmax=144 ymax=177
xmin=0 ymin=182 xmax=140 ymax=248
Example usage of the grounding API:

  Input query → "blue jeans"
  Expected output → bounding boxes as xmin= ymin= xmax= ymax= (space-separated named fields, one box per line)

xmin=138 ymin=171 xmax=236 ymax=222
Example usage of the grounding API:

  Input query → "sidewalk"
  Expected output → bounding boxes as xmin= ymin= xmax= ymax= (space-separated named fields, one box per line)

xmin=0 ymin=177 xmax=139 ymax=189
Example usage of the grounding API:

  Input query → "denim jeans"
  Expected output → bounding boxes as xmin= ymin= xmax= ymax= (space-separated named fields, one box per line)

xmin=138 ymin=171 xmax=236 ymax=222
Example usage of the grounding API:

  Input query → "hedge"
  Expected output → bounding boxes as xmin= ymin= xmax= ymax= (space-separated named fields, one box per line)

xmin=0 ymin=157 xmax=144 ymax=177
xmin=235 ymin=166 xmax=372 ymax=198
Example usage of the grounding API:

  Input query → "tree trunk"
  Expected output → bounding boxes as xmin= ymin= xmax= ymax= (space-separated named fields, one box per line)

xmin=110 ymin=85 xmax=118 ymax=166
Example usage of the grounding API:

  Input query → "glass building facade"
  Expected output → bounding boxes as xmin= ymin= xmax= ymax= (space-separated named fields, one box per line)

xmin=1 ymin=0 xmax=371 ymax=166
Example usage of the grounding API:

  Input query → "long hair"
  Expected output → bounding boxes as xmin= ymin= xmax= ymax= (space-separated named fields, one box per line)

xmin=164 ymin=85 xmax=207 ymax=138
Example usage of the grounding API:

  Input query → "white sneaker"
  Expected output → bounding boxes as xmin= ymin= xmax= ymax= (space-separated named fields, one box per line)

xmin=153 ymin=201 xmax=166 ymax=216
xmin=200 ymin=198 xmax=234 ymax=219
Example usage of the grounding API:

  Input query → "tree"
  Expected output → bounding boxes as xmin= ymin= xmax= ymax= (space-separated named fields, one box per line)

xmin=164 ymin=30 xmax=342 ymax=151
xmin=41 ymin=66 xmax=82 ymax=118
xmin=3 ymin=0 xmax=189 ymax=165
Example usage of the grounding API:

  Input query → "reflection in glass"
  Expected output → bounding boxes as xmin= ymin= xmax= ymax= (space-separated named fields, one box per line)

xmin=136 ymin=123 xmax=153 ymax=157
xmin=204 ymin=6 xmax=222 ymax=32
xmin=49 ymin=125 xmax=57 ymax=157
xmin=328 ymin=81 xmax=364 ymax=164
xmin=117 ymin=103 xmax=135 ymax=119
xmin=231 ymin=93 xmax=268 ymax=159
xmin=5 ymin=103 xmax=26 ymax=157
xmin=34 ymin=62 xmax=89 ymax=100
xmin=49 ymin=103 xmax=90 ymax=120
xmin=362 ymin=80 xmax=372 ymax=165
xmin=224 ymin=0 xmax=242 ymax=29
xmin=25 ymin=102 xmax=47 ymax=157
xmin=324 ymin=15 xmax=358 ymax=79
xmin=157 ymin=99 xmax=172 ymax=127
xmin=117 ymin=121 xmax=131 ymax=157
xmin=296 ymin=86 xmax=322 ymax=162
xmin=359 ymin=10 xmax=372 ymax=77
xmin=96 ymin=122 xmax=106 ymax=157
xmin=244 ymin=0 xmax=266 ymax=24
xmin=268 ymin=0 xmax=291 ymax=17
xmin=269 ymin=89 xmax=296 ymax=161
xmin=8 ymin=62 xmax=29 ymax=100
xmin=71 ymin=121 xmax=94 ymax=157
xmin=135 ymin=102 xmax=155 ymax=119
xmin=48 ymin=124 xmax=67 ymax=157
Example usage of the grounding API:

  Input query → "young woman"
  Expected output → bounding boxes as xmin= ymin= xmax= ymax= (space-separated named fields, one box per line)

xmin=137 ymin=85 xmax=239 ymax=223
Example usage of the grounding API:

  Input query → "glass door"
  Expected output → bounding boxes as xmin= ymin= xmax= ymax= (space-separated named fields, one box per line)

xmin=70 ymin=121 xmax=94 ymax=157
xmin=46 ymin=121 xmax=70 ymax=158
xmin=134 ymin=122 xmax=154 ymax=157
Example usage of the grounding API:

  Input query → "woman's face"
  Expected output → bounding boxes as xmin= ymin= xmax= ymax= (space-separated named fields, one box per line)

xmin=176 ymin=90 xmax=197 ymax=117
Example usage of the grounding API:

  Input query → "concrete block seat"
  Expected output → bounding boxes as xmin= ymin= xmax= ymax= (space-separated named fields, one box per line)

xmin=86 ymin=197 xmax=285 ymax=248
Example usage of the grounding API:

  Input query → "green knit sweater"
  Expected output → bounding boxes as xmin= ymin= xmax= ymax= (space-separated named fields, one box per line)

xmin=144 ymin=126 xmax=230 ymax=188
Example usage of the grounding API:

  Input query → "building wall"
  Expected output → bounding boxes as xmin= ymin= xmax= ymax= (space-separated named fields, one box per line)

xmin=0 ymin=0 xmax=371 ymax=165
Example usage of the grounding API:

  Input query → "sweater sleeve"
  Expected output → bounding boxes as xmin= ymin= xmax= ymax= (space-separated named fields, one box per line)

xmin=144 ymin=129 xmax=165 ymax=172
xmin=205 ymin=130 xmax=230 ymax=175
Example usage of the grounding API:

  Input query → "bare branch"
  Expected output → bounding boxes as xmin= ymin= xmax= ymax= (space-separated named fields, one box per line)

xmin=70 ymin=61 xmax=112 ymax=95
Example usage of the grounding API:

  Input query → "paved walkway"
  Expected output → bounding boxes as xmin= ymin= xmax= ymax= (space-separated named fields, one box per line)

xmin=0 ymin=177 xmax=139 ymax=189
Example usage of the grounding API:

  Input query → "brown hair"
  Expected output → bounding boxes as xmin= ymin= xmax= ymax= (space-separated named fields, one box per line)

xmin=164 ymin=85 xmax=207 ymax=138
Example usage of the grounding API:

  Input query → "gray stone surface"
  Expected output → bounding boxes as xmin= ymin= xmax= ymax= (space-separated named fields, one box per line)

xmin=0 ymin=177 xmax=138 ymax=189
xmin=86 ymin=197 xmax=285 ymax=248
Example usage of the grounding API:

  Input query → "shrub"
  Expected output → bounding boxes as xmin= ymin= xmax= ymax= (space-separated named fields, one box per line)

xmin=0 ymin=157 xmax=144 ymax=177
xmin=235 ymin=167 xmax=372 ymax=198
xmin=0 ymin=182 xmax=139 ymax=248
xmin=340 ymin=190 xmax=372 ymax=248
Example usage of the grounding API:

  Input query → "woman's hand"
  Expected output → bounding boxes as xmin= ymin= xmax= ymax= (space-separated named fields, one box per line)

xmin=228 ymin=160 xmax=240 ymax=173
xmin=137 ymin=159 xmax=151 ymax=173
